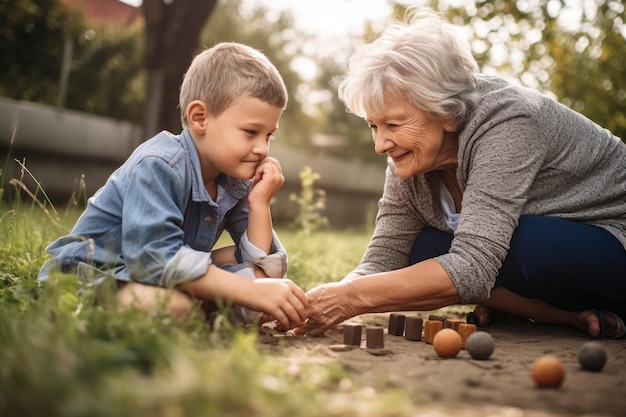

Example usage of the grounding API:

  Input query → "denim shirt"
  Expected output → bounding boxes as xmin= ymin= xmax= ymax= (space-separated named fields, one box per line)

xmin=38 ymin=129 xmax=287 ymax=287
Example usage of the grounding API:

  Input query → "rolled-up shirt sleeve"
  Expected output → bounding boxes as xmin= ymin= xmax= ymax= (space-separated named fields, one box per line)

xmin=160 ymin=229 xmax=288 ymax=287
xmin=236 ymin=230 xmax=287 ymax=278
xmin=161 ymin=246 xmax=213 ymax=287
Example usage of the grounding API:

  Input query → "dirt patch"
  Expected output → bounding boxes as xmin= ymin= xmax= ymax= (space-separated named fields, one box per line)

xmin=269 ymin=312 xmax=626 ymax=417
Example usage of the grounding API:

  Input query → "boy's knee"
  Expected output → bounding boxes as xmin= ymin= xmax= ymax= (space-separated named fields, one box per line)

xmin=116 ymin=282 xmax=194 ymax=318
xmin=166 ymin=290 xmax=195 ymax=318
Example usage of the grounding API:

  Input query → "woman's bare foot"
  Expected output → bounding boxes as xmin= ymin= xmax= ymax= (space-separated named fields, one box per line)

xmin=475 ymin=307 xmax=625 ymax=338
xmin=470 ymin=288 xmax=625 ymax=338
xmin=469 ymin=305 xmax=529 ymax=327
xmin=471 ymin=305 xmax=492 ymax=327
xmin=578 ymin=310 xmax=601 ymax=337
xmin=578 ymin=310 xmax=625 ymax=339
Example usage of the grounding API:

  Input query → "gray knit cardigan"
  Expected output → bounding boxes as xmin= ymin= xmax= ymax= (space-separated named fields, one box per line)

xmin=349 ymin=75 xmax=626 ymax=303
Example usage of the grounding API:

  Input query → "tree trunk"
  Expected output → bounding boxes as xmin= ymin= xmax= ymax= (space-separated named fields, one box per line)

xmin=143 ymin=68 xmax=164 ymax=137
xmin=141 ymin=0 xmax=218 ymax=139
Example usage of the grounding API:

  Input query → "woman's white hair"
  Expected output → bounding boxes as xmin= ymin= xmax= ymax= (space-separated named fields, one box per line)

xmin=338 ymin=6 xmax=479 ymax=129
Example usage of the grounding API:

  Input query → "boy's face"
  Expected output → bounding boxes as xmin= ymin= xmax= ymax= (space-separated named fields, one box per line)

xmin=198 ymin=96 xmax=282 ymax=182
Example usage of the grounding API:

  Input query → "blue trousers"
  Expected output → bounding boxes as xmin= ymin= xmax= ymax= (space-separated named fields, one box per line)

xmin=410 ymin=215 xmax=626 ymax=319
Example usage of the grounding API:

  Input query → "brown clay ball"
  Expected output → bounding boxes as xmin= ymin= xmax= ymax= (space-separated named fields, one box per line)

xmin=433 ymin=328 xmax=462 ymax=358
xmin=532 ymin=355 xmax=565 ymax=388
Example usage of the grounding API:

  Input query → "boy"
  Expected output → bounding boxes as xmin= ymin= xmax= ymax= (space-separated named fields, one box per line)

xmin=38 ymin=42 xmax=308 ymax=330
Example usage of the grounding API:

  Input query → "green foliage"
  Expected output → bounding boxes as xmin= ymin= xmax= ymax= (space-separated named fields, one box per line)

xmin=0 ymin=0 xmax=84 ymax=104
xmin=282 ymin=229 xmax=371 ymax=290
xmin=3 ymin=0 xmax=624 ymax=162
xmin=0 ymin=197 xmax=421 ymax=417
xmin=289 ymin=166 xmax=329 ymax=235
xmin=66 ymin=23 xmax=145 ymax=123
xmin=421 ymin=0 xmax=626 ymax=142
xmin=302 ymin=0 xmax=626 ymax=161
xmin=544 ymin=1 xmax=626 ymax=140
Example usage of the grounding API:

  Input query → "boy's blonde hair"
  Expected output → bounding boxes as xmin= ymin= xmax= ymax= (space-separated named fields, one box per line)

xmin=179 ymin=42 xmax=288 ymax=128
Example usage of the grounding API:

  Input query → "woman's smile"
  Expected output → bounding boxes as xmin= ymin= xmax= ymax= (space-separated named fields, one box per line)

xmin=389 ymin=151 xmax=410 ymax=164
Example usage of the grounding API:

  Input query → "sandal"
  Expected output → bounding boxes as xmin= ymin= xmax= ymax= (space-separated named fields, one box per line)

xmin=593 ymin=310 xmax=626 ymax=339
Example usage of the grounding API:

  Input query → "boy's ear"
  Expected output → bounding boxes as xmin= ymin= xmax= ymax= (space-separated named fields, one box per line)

xmin=187 ymin=100 xmax=209 ymax=135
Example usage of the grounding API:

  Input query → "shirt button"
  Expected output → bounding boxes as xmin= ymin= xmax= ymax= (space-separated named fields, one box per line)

xmin=203 ymin=216 xmax=214 ymax=226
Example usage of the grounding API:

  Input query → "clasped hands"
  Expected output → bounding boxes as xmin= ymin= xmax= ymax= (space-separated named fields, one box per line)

xmin=261 ymin=280 xmax=362 ymax=336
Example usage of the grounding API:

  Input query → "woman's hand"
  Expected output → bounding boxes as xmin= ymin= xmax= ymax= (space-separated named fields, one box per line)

xmin=246 ymin=278 xmax=308 ymax=330
xmin=295 ymin=281 xmax=362 ymax=336
xmin=249 ymin=157 xmax=285 ymax=206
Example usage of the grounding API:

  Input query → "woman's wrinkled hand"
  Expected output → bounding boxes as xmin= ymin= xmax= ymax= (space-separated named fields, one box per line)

xmin=294 ymin=281 xmax=362 ymax=336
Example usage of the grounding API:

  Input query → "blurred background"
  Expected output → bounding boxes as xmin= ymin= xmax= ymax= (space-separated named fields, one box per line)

xmin=0 ymin=0 xmax=624 ymax=228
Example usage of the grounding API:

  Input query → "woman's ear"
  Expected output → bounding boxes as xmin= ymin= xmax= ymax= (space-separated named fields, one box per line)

xmin=187 ymin=100 xmax=209 ymax=135
xmin=443 ymin=118 xmax=457 ymax=133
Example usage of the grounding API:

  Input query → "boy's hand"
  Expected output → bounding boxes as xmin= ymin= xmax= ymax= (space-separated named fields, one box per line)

xmin=249 ymin=157 xmax=285 ymax=206
xmin=247 ymin=278 xmax=308 ymax=330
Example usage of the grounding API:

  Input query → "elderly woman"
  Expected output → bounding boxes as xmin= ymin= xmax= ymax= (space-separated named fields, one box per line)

xmin=300 ymin=7 xmax=626 ymax=338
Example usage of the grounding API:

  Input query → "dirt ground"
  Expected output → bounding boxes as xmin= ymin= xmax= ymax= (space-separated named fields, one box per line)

xmin=267 ymin=311 xmax=626 ymax=417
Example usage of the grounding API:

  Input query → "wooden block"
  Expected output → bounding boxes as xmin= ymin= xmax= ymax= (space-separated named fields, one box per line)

xmin=365 ymin=327 xmax=385 ymax=349
xmin=404 ymin=317 xmax=423 ymax=341
xmin=423 ymin=320 xmax=443 ymax=344
xmin=445 ymin=318 xmax=464 ymax=332
xmin=343 ymin=324 xmax=363 ymax=346
xmin=388 ymin=313 xmax=406 ymax=336
xmin=458 ymin=323 xmax=477 ymax=349
xmin=428 ymin=314 xmax=448 ymax=323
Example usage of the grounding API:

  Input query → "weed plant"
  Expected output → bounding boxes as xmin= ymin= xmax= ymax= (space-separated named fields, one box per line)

xmin=289 ymin=166 xmax=329 ymax=235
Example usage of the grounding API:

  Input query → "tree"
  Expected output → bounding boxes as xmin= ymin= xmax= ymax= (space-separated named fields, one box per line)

xmin=308 ymin=0 xmax=626 ymax=161
xmin=425 ymin=0 xmax=626 ymax=141
xmin=141 ymin=0 xmax=217 ymax=138
xmin=0 ymin=0 xmax=316 ymax=148
xmin=66 ymin=24 xmax=145 ymax=122
xmin=0 ymin=0 xmax=145 ymax=123
xmin=545 ymin=1 xmax=626 ymax=140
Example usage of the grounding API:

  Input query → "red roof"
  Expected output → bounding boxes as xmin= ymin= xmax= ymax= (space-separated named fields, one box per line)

xmin=62 ymin=0 xmax=142 ymax=27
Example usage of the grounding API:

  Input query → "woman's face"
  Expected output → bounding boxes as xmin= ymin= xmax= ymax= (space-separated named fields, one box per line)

xmin=366 ymin=96 xmax=457 ymax=179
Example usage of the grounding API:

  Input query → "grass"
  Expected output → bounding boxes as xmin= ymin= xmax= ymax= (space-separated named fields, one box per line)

xmin=0 ymin=200 xmax=432 ymax=417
